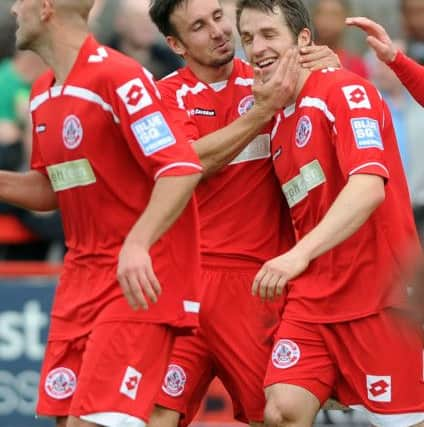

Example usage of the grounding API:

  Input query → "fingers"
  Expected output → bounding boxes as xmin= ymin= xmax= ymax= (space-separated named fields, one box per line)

xmin=253 ymin=65 xmax=265 ymax=85
xmin=345 ymin=16 xmax=387 ymax=40
xmin=252 ymin=266 xmax=287 ymax=301
xmin=118 ymin=263 xmax=161 ymax=311
xmin=299 ymin=45 xmax=340 ymax=70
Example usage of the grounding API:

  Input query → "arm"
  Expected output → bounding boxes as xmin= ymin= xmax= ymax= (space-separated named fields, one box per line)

xmin=195 ymin=47 xmax=300 ymax=176
xmin=346 ymin=16 xmax=424 ymax=106
xmin=117 ymin=172 xmax=201 ymax=310
xmin=0 ymin=169 xmax=58 ymax=211
xmin=253 ymin=174 xmax=385 ymax=299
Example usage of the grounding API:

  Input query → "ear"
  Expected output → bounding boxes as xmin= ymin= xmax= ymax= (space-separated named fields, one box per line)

xmin=297 ymin=28 xmax=312 ymax=48
xmin=166 ymin=35 xmax=186 ymax=57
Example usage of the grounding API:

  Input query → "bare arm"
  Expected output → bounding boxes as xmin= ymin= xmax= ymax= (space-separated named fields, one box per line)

xmin=253 ymin=174 xmax=385 ymax=299
xmin=194 ymin=47 xmax=300 ymax=176
xmin=0 ymin=169 xmax=58 ymax=211
xmin=117 ymin=172 xmax=201 ymax=310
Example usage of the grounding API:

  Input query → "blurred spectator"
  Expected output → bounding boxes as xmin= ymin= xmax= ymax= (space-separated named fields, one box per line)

xmin=91 ymin=0 xmax=182 ymax=78
xmin=366 ymin=42 xmax=424 ymax=242
xmin=400 ymin=0 xmax=424 ymax=64
xmin=311 ymin=0 xmax=369 ymax=77
xmin=0 ymin=0 xmax=15 ymax=61
xmin=0 ymin=51 xmax=65 ymax=261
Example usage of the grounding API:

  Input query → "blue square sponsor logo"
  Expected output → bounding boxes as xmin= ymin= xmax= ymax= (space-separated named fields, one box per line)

xmin=131 ymin=112 xmax=176 ymax=156
xmin=351 ymin=118 xmax=383 ymax=150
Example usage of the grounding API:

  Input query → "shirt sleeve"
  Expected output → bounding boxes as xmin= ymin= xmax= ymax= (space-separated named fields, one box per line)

xmin=389 ymin=51 xmax=424 ymax=107
xmin=157 ymin=78 xmax=201 ymax=143
xmin=327 ymin=78 xmax=390 ymax=181
xmin=108 ymin=65 xmax=202 ymax=181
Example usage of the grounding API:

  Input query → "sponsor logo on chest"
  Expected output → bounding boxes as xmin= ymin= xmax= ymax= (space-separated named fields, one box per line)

xmin=281 ymin=159 xmax=326 ymax=208
xmin=189 ymin=108 xmax=216 ymax=117
xmin=47 ymin=158 xmax=96 ymax=192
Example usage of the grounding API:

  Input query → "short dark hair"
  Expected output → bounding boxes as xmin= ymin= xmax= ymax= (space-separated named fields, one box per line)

xmin=149 ymin=0 xmax=188 ymax=38
xmin=236 ymin=0 xmax=313 ymax=40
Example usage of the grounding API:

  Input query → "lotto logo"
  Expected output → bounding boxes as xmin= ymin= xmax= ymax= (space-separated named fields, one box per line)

xmin=366 ymin=375 xmax=391 ymax=402
xmin=342 ymin=85 xmax=371 ymax=110
xmin=116 ymin=78 xmax=153 ymax=114
xmin=120 ymin=366 xmax=142 ymax=400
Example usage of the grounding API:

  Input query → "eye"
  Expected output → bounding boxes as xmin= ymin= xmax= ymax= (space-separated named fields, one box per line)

xmin=213 ymin=10 xmax=223 ymax=21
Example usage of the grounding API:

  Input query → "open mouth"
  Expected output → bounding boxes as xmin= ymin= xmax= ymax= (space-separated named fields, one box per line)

xmin=256 ymin=58 xmax=278 ymax=69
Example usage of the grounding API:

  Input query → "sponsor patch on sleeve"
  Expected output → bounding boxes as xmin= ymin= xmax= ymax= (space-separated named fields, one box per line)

xmin=131 ymin=111 xmax=176 ymax=156
xmin=351 ymin=118 xmax=383 ymax=150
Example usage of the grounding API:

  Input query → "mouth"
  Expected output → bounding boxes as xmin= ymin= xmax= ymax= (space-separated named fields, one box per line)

xmin=214 ymin=40 xmax=230 ymax=51
xmin=255 ymin=58 xmax=278 ymax=70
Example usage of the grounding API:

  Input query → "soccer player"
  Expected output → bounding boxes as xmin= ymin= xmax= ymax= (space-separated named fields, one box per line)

xmin=147 ymin=1 xmax=340 ymax=426
xmin=237 ymin=1 xmax=424 ymax=426
xmin=8 ymin=1 xmax=205 ymax=426
xmin=346 ymin=16 xmax=424 ymax=106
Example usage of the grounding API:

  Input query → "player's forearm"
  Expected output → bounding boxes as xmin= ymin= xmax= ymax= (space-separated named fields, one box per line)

xmin=194 ymin=104 xmax=273 ymax=177
xmin=389 ymin=51 xmax=424 ymax=107
xmin=0 ymin=170 xmax=58 ymax=211
xmin=125 ymin=173 xmax=201 ymax=249
xmin=291 ymin=174 xmax=385 ymax=263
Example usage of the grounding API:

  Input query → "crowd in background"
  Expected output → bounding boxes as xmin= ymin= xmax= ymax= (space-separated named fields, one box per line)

xmin=0 ymin=0 xmax=422 ymax=262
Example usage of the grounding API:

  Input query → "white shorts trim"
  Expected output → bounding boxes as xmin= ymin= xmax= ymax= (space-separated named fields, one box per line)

xmin=350 ymin=405 xmax=424 ymax=427
xmin=80 ymin=412 xmax=146 ymax=427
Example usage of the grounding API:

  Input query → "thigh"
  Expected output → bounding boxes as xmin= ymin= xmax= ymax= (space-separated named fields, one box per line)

xmin=37 ymin=336 xmax=86 ymax=417
xmin=155 ymin=331 xmax=215 ymax=427
xmin=328 ymin=310 xmax=424 ymax=426
xmin=264 ymin=318 xmax=336 ymax=407
xmin=69 ymin=321 xmax=173 ymax=425
xmin=201 ymin=268 xmax=284 ymax=423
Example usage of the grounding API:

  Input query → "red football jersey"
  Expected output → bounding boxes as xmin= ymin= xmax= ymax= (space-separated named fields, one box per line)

xmin=389 ymin=51 xmax=424 ymax=107
xmin=158 ymin=59 xmax=293 ymax=269
xmin=30 ymin=36 xmax=202 ymax=339
xmin=272 ymin=68 xmax=421 ymax=322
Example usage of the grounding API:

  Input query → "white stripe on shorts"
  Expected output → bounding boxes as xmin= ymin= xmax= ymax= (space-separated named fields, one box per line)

xmin=80 ymin=412 xmax=146 ymax=427
xmin=349 ymin=405 xmax=424 ymax=427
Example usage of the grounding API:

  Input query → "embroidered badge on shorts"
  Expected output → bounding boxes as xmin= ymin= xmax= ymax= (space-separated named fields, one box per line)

xmin=272 ymin=339 xmax=301 ymax=369
xmin=45 ymin=367 xmax=77 ymax=399
xmin=162 ymin=364 xmax=187 ymax=397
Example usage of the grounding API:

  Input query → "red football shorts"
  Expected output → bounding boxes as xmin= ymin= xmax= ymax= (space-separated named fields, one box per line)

xmin=156 ymin=266 xmax=284 ymax=424
xmin=37 ymin=321 xmax=174 ymax=424
xmin=265 ymin=308 xmax=424 ymax=426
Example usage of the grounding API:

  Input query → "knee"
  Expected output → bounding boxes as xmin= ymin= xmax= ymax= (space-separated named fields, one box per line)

xmin=264 ymin=396 xmax=300 ymax=427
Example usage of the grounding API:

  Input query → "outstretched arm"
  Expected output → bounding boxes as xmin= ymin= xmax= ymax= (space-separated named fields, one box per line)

xmin=346 ymin=16 xmax=424 ymax=106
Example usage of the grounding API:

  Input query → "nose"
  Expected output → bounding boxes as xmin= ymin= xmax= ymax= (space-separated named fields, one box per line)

xmin=251 ymin=36 xmax=267 ymax=58
xmin=209 ymin=21 xmax=224 ymax=39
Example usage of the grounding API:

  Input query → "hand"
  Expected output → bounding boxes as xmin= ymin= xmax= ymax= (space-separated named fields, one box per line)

xmin=345 ymin=16 xmax=397 ymax=63
xmin=252 ymin=249 xmax=310 ymax=301
xmin=252 ymin=46 xmax=300 ymax=116
xmin=117 ymin=240 xmax=162 ymax=310
xmin=299 ymin=44 xmax=341 ymax=71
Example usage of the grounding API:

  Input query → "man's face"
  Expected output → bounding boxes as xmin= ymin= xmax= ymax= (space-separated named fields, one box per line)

xmin=239 ymin=6 xmax=296 ymax=82
xmin=11 ymin=0 xmax=42 ymax=50
xmin=313 ymin=0 xmax=346 ymax=46
xmin=402 ymin=0 xmax=424 ymax=41
xmin=170 ymin=0 xmax=235 ymax=68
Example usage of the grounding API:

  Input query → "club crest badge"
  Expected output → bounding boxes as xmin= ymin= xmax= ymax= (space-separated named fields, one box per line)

xmin=295 ymin=116 xmax=312 ymax=148
xmin=62 ymin=115 xmax=83 ymax=149
xmin=238 ymin=95 xmax=255 ymax=116
xmin=162 ymin=364 xmax=187 ymax=397
xmin=272 ymin=339 xmax=301 ymax=369
xmin=45 ymin=367 xmax=77 ymax=400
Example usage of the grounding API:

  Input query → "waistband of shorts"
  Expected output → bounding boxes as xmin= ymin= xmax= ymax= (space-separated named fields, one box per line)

xmin=201 ymin=256 xmax=261 ymax=273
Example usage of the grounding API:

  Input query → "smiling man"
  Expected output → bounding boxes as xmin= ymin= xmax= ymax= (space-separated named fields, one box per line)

xmin=237 ymin=1 xmax=424 ymax=426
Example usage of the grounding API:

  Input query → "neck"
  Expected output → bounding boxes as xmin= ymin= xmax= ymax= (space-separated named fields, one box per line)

xmin=288 ymin=67 xmax=311 ymax=106
xmin=36 ymin=22 xmax=89 ymax=85
xmin=185 ymin=57 xmax=234 ymax=84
